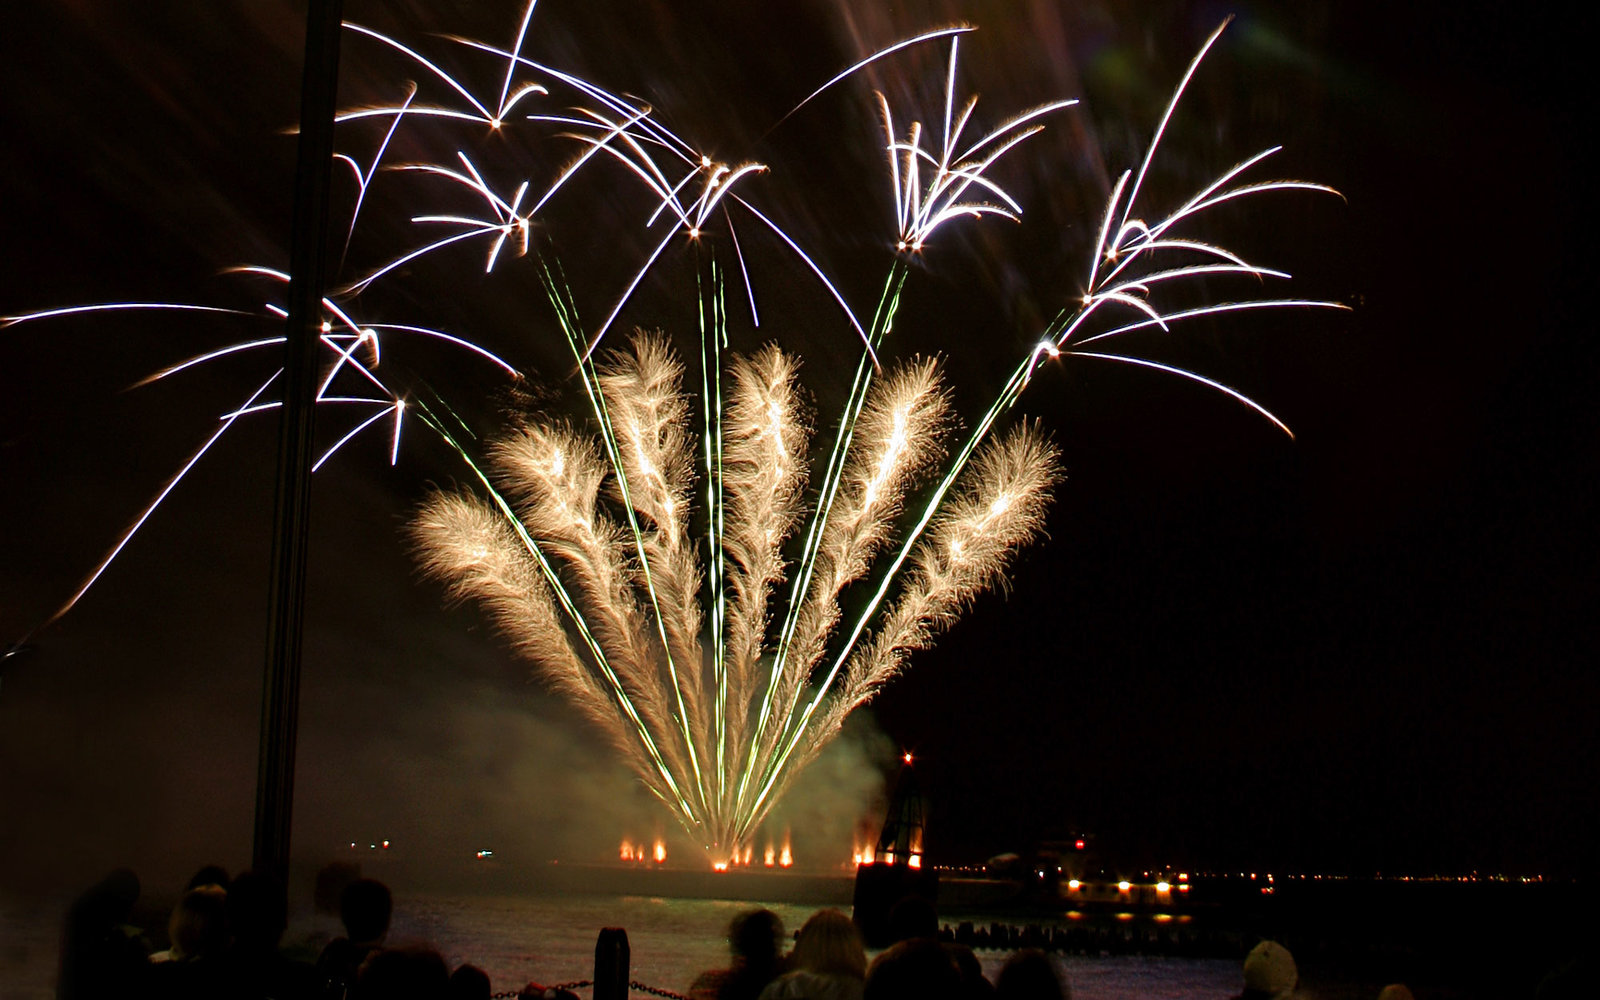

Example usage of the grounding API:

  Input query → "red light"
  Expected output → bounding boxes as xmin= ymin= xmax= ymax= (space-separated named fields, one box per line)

xmin=903 ymin=752 xmax=914 ymax=765
xmin=1075 ymin=840 xmax=1085 ymax=850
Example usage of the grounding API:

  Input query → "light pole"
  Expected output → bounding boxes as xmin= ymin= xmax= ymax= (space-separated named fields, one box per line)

xmin=253 ymin=0 xmax=344 ymax=890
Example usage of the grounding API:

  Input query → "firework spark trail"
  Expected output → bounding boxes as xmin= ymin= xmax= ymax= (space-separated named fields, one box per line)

xmin=596 ymin=335 xmax=712 ymax=806
xmin=738 ymin=261 xmax=907 ymax=813
xmin=335 ymin=82 xmax=417 ymax=263
xmin=412 ymin=492 xmax=623 ymax=744
xmin=882 ymin=38 xmax=1078 ymax=252
xmin=746 ymin=358 xmax=951 ymax=813
xmin=697 ymin=263 xmax=731 ymax=804
xmin=3 ymin=278 xmax=518 ymax=625
xmin=489 ymin=421 xmax=687 ymax=778
xmin=742 ymin=36 xmax=1068 ymax=809
xmin=413 ymin=403 xmax=701 ymax=823
xmin=339 ymin=14 xmax=549 ymax=131
xmin=346 ymin=153 xmax=535 ymax=293
xmin=534 ymin=259 xmax=729 ymax=822
xmin=717 ymin=345 xmax=809 ymax=802
xmin=838 ymin=423 xmax=1059 ymax=710
xmin=741 ymin=423 xmax=1061 ymax=838
xmin=551 ymin=110 xmax=774 ymax=360
xmin=34 ymin=370 xmax=280 ymax=628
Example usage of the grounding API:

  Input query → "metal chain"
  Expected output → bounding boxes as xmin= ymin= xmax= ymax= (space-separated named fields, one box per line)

xmin=490 ymin=982 xmax=592 ymax=999
xmin=490 ymin=979 xmax=688 ymax=999
xmin=628 ymin=982 xmax=693 ymax=1000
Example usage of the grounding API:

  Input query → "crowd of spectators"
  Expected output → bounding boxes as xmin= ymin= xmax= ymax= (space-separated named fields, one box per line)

xmin=57 ymin=865 xmax=1482 ymax=1000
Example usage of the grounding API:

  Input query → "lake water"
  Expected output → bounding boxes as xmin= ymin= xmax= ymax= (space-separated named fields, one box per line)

xmin=376 ymin=893 xmax=1241 ymax=997
xmin=4 ymin=890 xmax=1384 ymax=999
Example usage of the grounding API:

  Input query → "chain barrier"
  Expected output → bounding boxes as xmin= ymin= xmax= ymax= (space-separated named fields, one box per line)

xmin=628 ymin=981 xmax=693 ymax=1000
xmin=491 ymin=980 xmax=688 ymax=1000
xmin=492 ymin=981 xmax=591 ymax=999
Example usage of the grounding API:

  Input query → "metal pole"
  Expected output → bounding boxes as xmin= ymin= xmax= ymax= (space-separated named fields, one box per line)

xmin=593 ymin=928 xmax=631 ymax=1000
xmin=253 ymin=0 xmax=344 ymax=887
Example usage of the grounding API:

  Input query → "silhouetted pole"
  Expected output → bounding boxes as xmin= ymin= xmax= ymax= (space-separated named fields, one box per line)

xmin=593 ymin=928 xmax=631 ymax=1000
xmin=253 ymin=0 xmax=344 ymax=887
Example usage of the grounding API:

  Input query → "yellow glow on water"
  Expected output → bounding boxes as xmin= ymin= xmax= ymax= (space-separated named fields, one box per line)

xmin=1156 ymin=882 xmax=1171 ymax=892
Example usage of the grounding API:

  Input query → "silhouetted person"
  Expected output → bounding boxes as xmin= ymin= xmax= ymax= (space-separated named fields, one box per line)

xmin=320 ymin=877 xmax=394 ymax=996
xmin=449 ymin=963 xmax=493 ymax=1000
xmin=1231 ymin=940 xmax=1298 ymax=1000
xmin=863 ymin=938 xmax=962 ymax=1000
xmin=186 ymin=863 xmax=231 ymax=891
xmin=224 ymin=870 xmax=321 ymax=999
xmin=58 ymin=867 xmax=150 ymax=1000
xmin=316 ymin=861 xmax=363 ymax=915
xmin=151 ymin=884 xmax=230 ymax=963
xmin=353 ymin=944 xmax=450 ymax=1000
xmin=287 ymin=860 xmax=363 ymax=964
xmin=690 ymin=908 xmax=787 ymax=1000
xmin=946 ymin=944 xmax=995 ymax=1000
xmin=147 ymin=885 xmax=230 ymax=998
xmin=994 ymin=950 xmax=1068 ymax=1000
xmin=759 ymin=909 xmax=866 ymax=1000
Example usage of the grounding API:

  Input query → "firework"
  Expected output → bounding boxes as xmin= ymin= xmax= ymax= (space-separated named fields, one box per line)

xmin=413 ymin=332 xmax=1061 ymax=850
xmin=7 ymin=4 xmax=1345 ymax=856
xmin=397 ymin=13 xmax=1343 ymax=857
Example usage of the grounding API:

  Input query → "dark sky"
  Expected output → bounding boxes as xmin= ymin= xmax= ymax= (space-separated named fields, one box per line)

xmin=1 ymin=0 xmax=1593 ymax=898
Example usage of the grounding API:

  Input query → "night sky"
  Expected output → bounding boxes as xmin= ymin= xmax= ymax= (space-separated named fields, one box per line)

xmin=1 ymin=0 xmax=1593 ymax=900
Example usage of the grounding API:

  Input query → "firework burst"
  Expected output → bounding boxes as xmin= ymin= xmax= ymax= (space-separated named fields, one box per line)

xmin=412 ymin=332 xmax=1061 ymax=852
xmin=5 ymin=4 xmax=1346 ymax=856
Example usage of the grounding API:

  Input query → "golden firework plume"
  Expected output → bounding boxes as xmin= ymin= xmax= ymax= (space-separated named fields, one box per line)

xmin=412 ymin=334 xmax=1060 ymax=854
